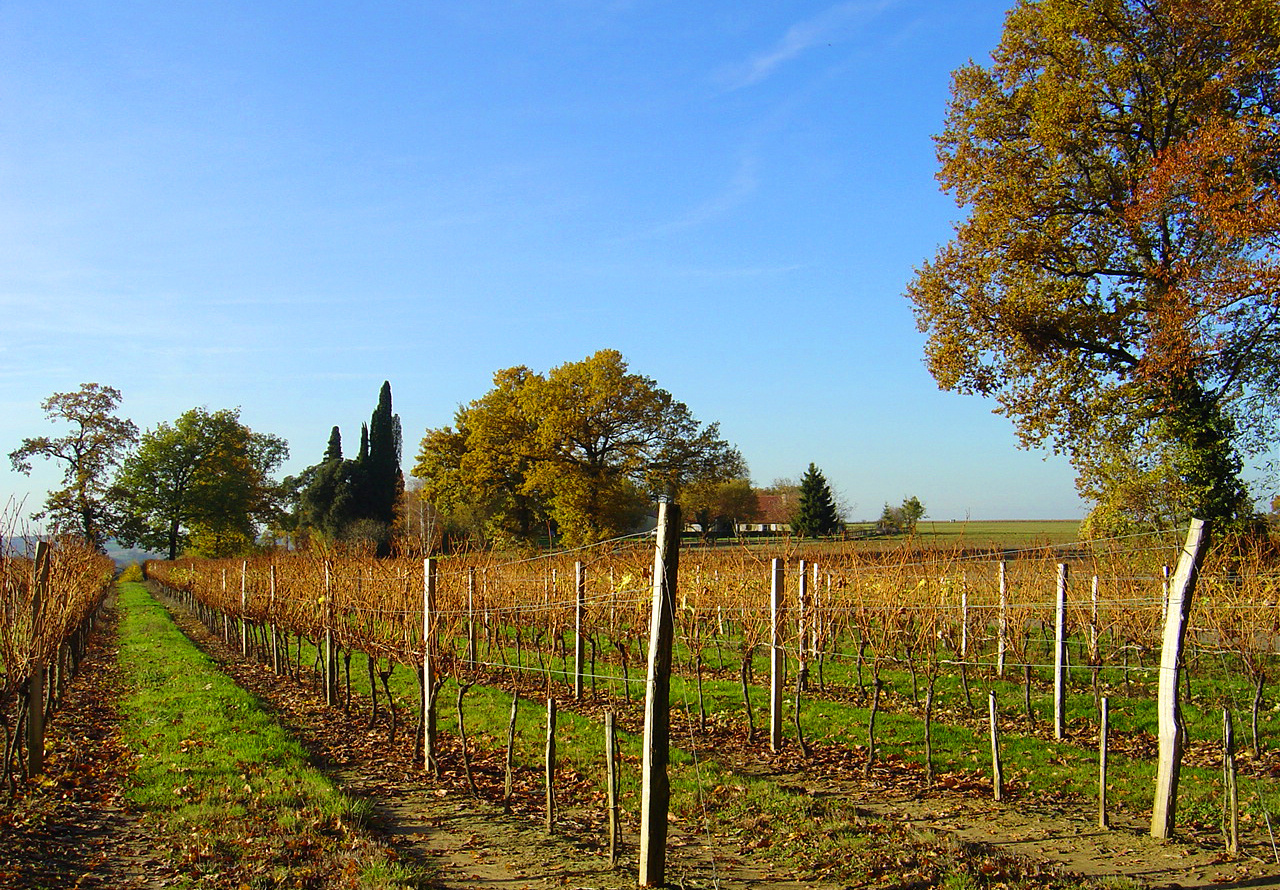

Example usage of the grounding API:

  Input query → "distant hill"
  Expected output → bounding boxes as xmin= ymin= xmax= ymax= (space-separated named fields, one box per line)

xmin=2 ymin=535 xmax=161 ymax=568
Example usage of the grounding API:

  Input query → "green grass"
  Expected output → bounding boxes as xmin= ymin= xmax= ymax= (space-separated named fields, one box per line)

xmin=116 ymin=582 xmax=427 ymax=888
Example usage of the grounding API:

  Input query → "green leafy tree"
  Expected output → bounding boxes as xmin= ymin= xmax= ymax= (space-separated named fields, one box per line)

xmin=682 ymin=477 xmax=759 ymax=541
xmin=8 ymin=383 xmax=138 ymax=550
xmin=117 ymin=407 xmax=288 ymax=559
xmin=414 ymin=350 xmax=745 ymax=546
xmin=906 ymin=0 xmax=1279 ymax=532
xmin=792 ymin=463 xmax=841 ymax=538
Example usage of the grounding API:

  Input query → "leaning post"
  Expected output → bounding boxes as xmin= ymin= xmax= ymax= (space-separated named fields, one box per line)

xmin=1151 ymin=518 xmax=1209 ymax=840
xmin=639 ymin=499 xmax=680 ymax=888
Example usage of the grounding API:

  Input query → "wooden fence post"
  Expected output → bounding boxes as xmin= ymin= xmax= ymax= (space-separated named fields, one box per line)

xmin=575 ymin=561 xmax=586 ymax=701
xmin=1225 ymin=708 xmax=1239 ymax=857
xmin=27 ymin=541 xmax=50 ymax=777
xmin=324 ymin=561 xmax=336 ymax=706
xmin=269 ymin=564 xmax=280 ymax=674
xmin=997 ymin=560 xmax=1008 ymax=678
xmin=467 ymin=567 xmax=477 ymax=667
xmin=1054 ymin=563 xmax=1068 ymax=740
xmin=1099 ymin=696 xmax=1110 ymax=829
xmin=423 ymin=556 xmax=438 ymax=772
xmin=606 ymin=710 xmax=620 ymax=867
xmin=639 ymin=500 xmax=680 ymax=888
xmin=797 ymin=559 xmax=808 ymax=692
xmin=1151 ymin=518 xmax=1208 ymax=840
xmin=770 ymin=557 xmax=785 ymax=753
xmin=989 ymin=690 xmax=1003 ymax=802
xmin=545 ymin=697 xmax=557 ymax=833
xmin=240 ymin=560 xmax=249 ymax=658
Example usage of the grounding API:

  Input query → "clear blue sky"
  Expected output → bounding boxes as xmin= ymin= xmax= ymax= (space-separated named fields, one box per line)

xmin=1 ymin=0 xmax=1093 ymax=526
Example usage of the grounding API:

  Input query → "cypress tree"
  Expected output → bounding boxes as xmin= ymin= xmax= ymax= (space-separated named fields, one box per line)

xmin=365 ymin=381 xmax=403 ymax=526
xmin=792 ymin=463 xmax=841 ymax=537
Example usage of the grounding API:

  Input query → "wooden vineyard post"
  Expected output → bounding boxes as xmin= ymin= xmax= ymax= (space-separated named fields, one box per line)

xmin=467 ymin=567 xmax=477 ymax=667
xmin=989 ymin=690 xmax=1003 ymax=802
xmin=606 ymin=710 xmax=620 ymax=867
xmin=997 ymin=560 xmax=1008 ymax=678
xmin=1224 ymin=708 xmax=1239 ymax=857
xmin=423 ymin=556 xmax=438 ymax=772
xmin=797 ymin=559 xmax=808 ymax=692
xmin=639 ymin=499 xmax=680 ymax=889
xmin=770 ymin=557 xmax=785 ymax=753
xmin=269 ymin=564 xmax=280 ymax=674
xmin=503 ymin=691 xmax=518 ymax=809
xmin=545 ymin=697 xmax=557 ymax=833
xmin=575 ymin=561 xmax=586 ymax=701
xmin=1151 ymin=518 xmax=1208 ymax=840
xmin=27 ymin=541 xmax=50 ymax=777
xmin=240 ymin=560 xmax=249 ymax=658
xmin=1054 ymin=563 xmax=1068 ymax=740
xmin=1099 ymin=696 xmax=1110 ymax=829
xmin=324 ymin=561 xmax=336 ymax=707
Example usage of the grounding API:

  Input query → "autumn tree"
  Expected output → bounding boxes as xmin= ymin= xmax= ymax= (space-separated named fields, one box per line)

xmin=907 ymin=0 xmax=1280 ymax=533
xmin=8 ymin=383 xmax=138 ymax=550
xmin=414 ymin=350 xmax=745 ymax=546
xmin=792 ymin=463 xmax=841 ymax=538
xmin=117 ymin=407 xmax=288 ymax=559
xmin=681 ymin=477 xmax=759 ymax=540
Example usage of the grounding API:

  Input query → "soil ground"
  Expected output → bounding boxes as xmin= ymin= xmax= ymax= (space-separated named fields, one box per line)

xmin=2 ymin=591 xmax=1278 ymax=889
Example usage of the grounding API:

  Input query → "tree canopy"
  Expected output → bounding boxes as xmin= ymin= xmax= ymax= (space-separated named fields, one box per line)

xmin=118 ymin=407 xmax=288 ymax=559
xmin=7 ymin=383 xmax=138 ymax=550
xmin=907 ymin=0 xmax=1280 ymax=534
xmin=414 ymin=350 xmax=745 ymax=546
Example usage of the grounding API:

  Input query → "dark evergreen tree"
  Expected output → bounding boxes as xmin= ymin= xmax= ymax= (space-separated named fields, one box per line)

xmin=323 ymin=425 xmax=342 ymax=462
xmin=366 ymin=381 xmax=403 ymax=524
xmin=792 ymin=463 xmax=841 ymax=537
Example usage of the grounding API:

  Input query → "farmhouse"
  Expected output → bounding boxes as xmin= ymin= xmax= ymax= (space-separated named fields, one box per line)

xmin=736 ymin=492 xmax=792 ymax=535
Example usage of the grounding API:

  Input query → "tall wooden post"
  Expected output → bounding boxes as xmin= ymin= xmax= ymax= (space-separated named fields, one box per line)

xmin=27 ymin=542 xmax=50 ymax=777
xmin=769 ymin=558 xmax=785 ymax=753
xmin=1053 ymin=563 xmax=1068 ymax=740
xmin=423 ymin=556 xmax=438 ymax=771
xmin=574 ymin=561 xmax=586 ymax=701
xmin=240 ymin=560 xmax=249 ymax=658
xmin=324 ymin=561 xmax=336 ymax=706
xmin=639 ymin=500 xmax=680 ymax=888
xmin=467 ymin=567 xmax=477 ymax=666
xmin=269 ymin=564 xmax=280 ymax=674
xmin=997 ymin=560 xmax=1008 ymax=678
xmin=989 ymin=690 xmax=1003 ymax=802
xmin=1099 ymin=696 xmax=1110 ymax=829
xmin=545 ymin=697 xmax=558 ymax=833
xmin=796 ymin=560 xmax=808 ymax=692
xmin=1151 ymin=518 xmax=1208 ymax=840
xmin=606 ymin=711 xmax=620 ymax=867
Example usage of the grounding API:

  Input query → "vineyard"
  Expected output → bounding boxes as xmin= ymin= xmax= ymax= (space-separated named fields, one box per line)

xmin=127 ymin=518 xmax=1280 ymax=881
xmin=6 ymin=517 xmax=1280 ymax=886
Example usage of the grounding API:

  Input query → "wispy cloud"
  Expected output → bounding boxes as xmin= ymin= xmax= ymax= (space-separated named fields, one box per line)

xmin=625 ymin=156 xmax=759 ymax=240
xmin=720 ymin=0 xmax=896 ymax=90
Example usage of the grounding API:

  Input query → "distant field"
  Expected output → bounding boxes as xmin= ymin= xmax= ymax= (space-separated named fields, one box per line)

xmin=899 ymin=518 xmax=1083 ymax=548
xmin=715 ymin=519 xmax=1086 ymax=553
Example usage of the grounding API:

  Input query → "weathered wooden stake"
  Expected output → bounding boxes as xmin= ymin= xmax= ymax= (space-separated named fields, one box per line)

xmin=639 ymin=500 xmax=680 ymax=888
xmin=997 ymin=560 xmax=1008 ymax=678
xmin=324 ymin=561 xmax=336 ymax=706
xmin=769 ymin=557 xmax=785 ymax=753
xmin=503 ymin=690 xmax=518 ymax=809
xmin=989 ymin=690 xmax=1003 ymax=802
xmin=606 ymin=710 xmax=620 ymax=867
xmin=1099 ymin=696 xmax=1110 ymax=829
xmin=27 ymin=542 xmax=50 ymax=777
xmin=1225 ymin=708 xmax=1239 ymax=857
xmin=575 ymin=561 xmax=586 ymax=701
xmin=545 ymin=697 xmax=557 ymax=833
xmin=240 ymin=560 xmax=249 ymax=657
xmin=1151 ymin=519 xmax=1208 ymax=840
xmin=269 ymin=564 xmax=280 ymax=674
xmin=1054 ymin=563 xmax=1068 ymax=740
xmin=422 ymin=556 xmax=438 ymax=771
xmin=467 ymin=567 xmax=477 ymax=666
xmin=797 ymin=559 xmax=808 ymax=692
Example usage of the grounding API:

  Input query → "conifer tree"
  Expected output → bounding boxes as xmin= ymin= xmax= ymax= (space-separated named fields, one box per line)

xmin=792 ymin=463 xmax=841 ymax=538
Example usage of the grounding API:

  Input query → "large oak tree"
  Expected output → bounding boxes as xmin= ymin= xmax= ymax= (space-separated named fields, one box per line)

xmin=908 ymin=0 xmax=1280 ymax=533
xmin=415 ymin=350 xmax=745 ymax=546
xmin=118 ymin=407 xmax=288 ymax=559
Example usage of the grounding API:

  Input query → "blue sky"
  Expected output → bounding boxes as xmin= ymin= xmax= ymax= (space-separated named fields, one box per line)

xmin=0 ymin=0 xmax=1093 ymax=526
